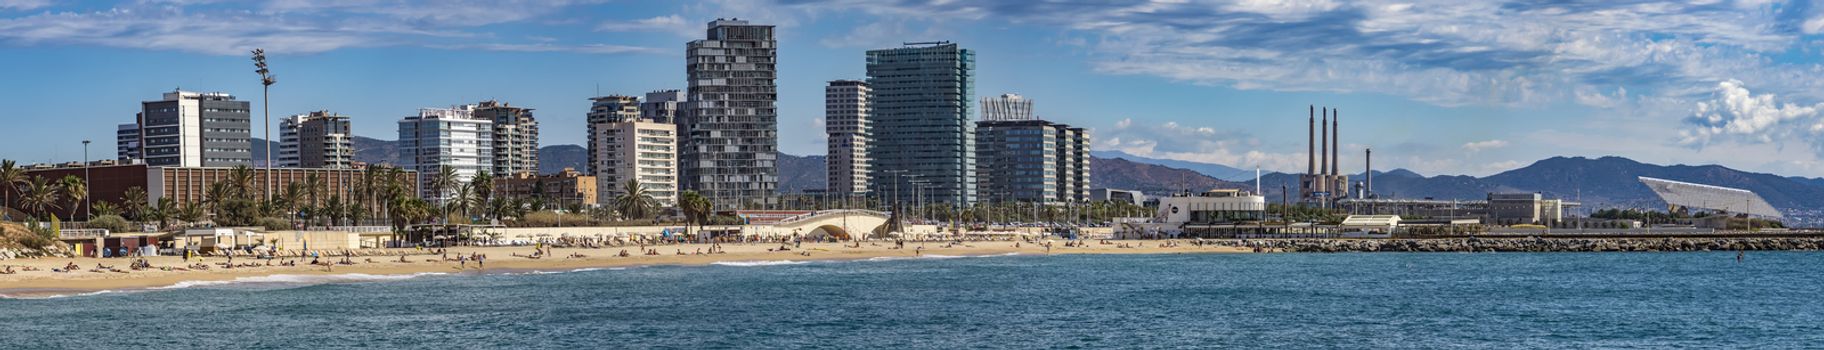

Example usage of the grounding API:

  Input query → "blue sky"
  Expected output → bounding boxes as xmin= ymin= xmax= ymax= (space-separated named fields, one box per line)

xmin=3 ymin=0 xmax=1824 ymax=177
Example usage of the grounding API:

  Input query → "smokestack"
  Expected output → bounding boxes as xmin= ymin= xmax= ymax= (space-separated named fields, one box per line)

xmin=1320 ymin=107 xmax=1328 ymax=182
xmin=1307 ymin=105 xmax=1315 ymax=176
xmin=1366 ymin=148 xmax=1373 ymax=198
xmin=1332 ymin=108 xmax=1340 ymax=176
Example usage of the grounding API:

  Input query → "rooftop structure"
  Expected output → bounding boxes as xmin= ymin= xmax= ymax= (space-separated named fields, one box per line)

xmin=1638 ymin=177 xmax=1783 ymax=218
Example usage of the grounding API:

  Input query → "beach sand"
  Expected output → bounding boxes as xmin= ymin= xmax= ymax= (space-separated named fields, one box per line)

xmin=0 ymin=240 xmax=1247 ymax=298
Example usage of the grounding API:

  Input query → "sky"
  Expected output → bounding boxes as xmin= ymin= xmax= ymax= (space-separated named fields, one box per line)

xmin=3 ymin=0 xmax=1824 ymax=178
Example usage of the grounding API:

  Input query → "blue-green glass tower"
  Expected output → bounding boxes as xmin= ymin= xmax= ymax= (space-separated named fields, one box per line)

xmin=865 ymin=42 xmax=976 ymax=206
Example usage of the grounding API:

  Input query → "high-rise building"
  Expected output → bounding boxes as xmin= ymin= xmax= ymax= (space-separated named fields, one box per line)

xmin=641 ymin=90 xmax=685 ymax=123
xmin=588 ymin=95 xmax=679 ymax=206
xmin=116 ymin=123 xmax=141 ymax=163
xmin=587 ymin=95 xmax=641 ymax=175
xmin=980 ymin=93 xmax=1034 ymax=121
xmin=398 ymin=104 xmax=493 ymax=201
xmin=278 ymin=110 xmax=354 ymax=169
xmin=825 ymin=80 xmax=871 ymax=196
xmin=975 ymin=105 xmax=1090 ymax=205
xmin=474 ymin=100 xmax=538 ymax=176
xmin=866 ymin=42 xmax=976 ymax=206
xmin=684 ymin=18 xmax=778 ymax=209
xmin=135 ymin=90 xmax=252 ymax=167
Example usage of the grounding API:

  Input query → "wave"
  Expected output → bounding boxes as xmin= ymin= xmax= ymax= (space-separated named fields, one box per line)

xmin=711 ymin=260 xmax=814 ymax=267
xmin=153 ymin=272 xmax=451 ymax=290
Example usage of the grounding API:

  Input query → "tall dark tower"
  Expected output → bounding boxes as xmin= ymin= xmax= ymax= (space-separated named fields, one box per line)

xmin=1307 ymin=105 xmax=1315 ymax=175
xmin=1320 ymin=107 xmax=1328 ymax=193
xmin=1331 ymin=109 xmax=1339 ymax=177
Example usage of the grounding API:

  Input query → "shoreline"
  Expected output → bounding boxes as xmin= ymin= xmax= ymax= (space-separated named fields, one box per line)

xmin=0 ymin=240 xmax=1247 ymax=299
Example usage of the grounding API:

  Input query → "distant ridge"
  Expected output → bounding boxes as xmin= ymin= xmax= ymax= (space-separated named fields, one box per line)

xmin=1089 ymin=150 xmax=1257 ymax=181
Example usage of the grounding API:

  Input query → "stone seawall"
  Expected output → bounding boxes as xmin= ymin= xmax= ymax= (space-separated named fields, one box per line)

xmin=1219 ymin=237 xmax=1824 ymax=253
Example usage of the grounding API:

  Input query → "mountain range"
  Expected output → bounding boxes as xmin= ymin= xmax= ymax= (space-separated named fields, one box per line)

xmin=1089 ymin=150 xmax=1258 ymax=181
xmin=258 ymin=138 xmax=1824 ymax=217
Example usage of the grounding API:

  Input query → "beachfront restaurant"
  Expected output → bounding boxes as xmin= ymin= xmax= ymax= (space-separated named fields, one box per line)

xmin=179 ymin=228 xmax=263 ymax=253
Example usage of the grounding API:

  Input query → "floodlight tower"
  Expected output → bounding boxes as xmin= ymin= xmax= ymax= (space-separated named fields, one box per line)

xmin=252 ymin=49 xmax=276 ymax=202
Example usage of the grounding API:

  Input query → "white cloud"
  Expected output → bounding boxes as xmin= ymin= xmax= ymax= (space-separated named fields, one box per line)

xmin=819 ymin=19 xmax=951 ymax=48
xmin=1461 ymin=140 xmax=1509 ymax=152
xmin=0 ymin=1 xmax=651 ymax=55
xmin=596 ymin=14 xmax=695 ymax=37
xmin=1679 ymin=79 xmax=1824 ymax=148
xmin=0 ymin=0 xmax=50 ymax=11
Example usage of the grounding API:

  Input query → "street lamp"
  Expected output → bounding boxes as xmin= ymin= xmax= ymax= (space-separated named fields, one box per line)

xmin=82 ymin=140 xmax=91 ymax=220
xmin=251 ymin=48 xmax=276 ymax=203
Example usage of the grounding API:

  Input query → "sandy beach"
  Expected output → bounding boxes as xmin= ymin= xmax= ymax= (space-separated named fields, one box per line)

xmin=0 ymin=240 xmax=1247 ymax=298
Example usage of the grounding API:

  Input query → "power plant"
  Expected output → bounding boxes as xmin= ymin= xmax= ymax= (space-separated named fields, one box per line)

xmin=1300 ymin=105 xmax=1349 ymax=207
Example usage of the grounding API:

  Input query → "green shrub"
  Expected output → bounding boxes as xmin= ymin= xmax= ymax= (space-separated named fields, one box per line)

xmin=87 ymin=215 xmax=131 ymax=233
xmin=257 ymin=217 xmax=293 ymax=231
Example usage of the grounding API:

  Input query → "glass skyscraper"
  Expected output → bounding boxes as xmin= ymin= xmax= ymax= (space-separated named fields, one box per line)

xmin=865 ymin=42 xmax=976 ymax=206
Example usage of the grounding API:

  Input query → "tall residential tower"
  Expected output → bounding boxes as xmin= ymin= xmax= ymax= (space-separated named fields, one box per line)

xmin=278 ymin=110 xmax=354 ymax=169
xmin=682 ymin=18 xmax=779 ymax=209
xmin=474 ymin=101 xmax=538 ymax=176
xmin=588 ymin=95 xmax=679 ymax=206
xmin=824 ymin=80 xmax=871 ymax=196
xmin=398 ymin=104 xmax=493 ymax=201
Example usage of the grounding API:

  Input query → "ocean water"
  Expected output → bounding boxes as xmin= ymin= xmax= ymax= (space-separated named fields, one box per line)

xmin=4 ymin=252 xmax=1822 ymax=349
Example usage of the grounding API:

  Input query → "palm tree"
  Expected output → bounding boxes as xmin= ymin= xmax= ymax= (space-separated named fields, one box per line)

xmin=0 ymin=159 xmax=25 ymax=220
xmin=614 ymin=179 xmax=660 ymax=222
xmin=325 ymin=195 xmax=346 ymax=226
xmin=122 ymin=186 xmax=148 ymax=221
xmin=91 ymin=201 xmax=120 ymax=218
xmin=147 ymin=198 xmax=174 ymax=229
xmin=472 ymin=171 xmax=493 ymax=219
xmin=451 ymin=182 xmax=476 ymax=221
xmin=176 ymin=201 xmax=205 ymax=223
xmin=19 ymin=176 xmax=62 ymax=220
xmin=59 ymin=175 xmax=86 ymax=220
xmin=678 ymin=190 xmax=712 ymax=235
xmin=429 ymin=165 xmax=458 ymax=223
xmin=280 ymin=181 xmax=306 ymax=220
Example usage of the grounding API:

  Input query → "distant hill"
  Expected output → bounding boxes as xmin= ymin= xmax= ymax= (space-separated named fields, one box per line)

xmin=1090 ymin=150 xmax=1257 ymax=181
xmin=1090 ymin=157 xmax=1241 ymax=194
xmin=1248 ymin=156 xmax=1824 ymax=216
xmin=538 ymin=145 xmax=587 ymax=174
xmin=777 ymin=153 xmax=827 ymax=194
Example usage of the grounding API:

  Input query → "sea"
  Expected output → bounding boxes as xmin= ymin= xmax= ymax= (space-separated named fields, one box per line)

xmin=3 ymin=252 xmax=1821 ymax=349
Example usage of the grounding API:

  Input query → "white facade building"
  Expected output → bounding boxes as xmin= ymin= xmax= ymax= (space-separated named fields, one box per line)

xmin=589 ymin=95 xmax=679 ymax=206
xmin=398 ymin=104 xmax=493 ymax=201
xmin=824 ymin=80 xmax=871 ymax=196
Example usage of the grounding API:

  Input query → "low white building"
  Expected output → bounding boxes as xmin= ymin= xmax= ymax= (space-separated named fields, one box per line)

xmin=1117 ymin=189 xmax=1266 ymax=237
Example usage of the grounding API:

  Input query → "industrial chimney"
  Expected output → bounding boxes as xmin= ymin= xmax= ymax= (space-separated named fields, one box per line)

xmin=1307 ymin=105 xmax=1315 ymax=176
xmin=1320 ymin=107 xmax=1328 ymax=182
xmin=1365 ymin=148 xmax=1373 ymax=198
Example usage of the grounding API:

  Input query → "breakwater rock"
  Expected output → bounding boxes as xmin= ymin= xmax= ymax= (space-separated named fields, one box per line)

xmin=1220 ymin=237 xmax=1824 ymax=253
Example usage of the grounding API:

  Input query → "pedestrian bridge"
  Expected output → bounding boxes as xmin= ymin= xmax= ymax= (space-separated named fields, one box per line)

xmin=770 ymin=209 xmax=891 ymax=240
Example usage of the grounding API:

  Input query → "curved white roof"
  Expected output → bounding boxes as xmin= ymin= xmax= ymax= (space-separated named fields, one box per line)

xmin=1638 ymin=177 xmax=1782 ymax=218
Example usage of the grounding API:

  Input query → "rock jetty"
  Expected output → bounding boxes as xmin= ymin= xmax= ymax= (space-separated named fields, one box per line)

xmin=1220 ymin=237 xmax=1824 ymax=253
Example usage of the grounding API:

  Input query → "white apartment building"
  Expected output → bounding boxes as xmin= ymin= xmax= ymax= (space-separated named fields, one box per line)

xmin=824 ymin=80 xmax=871 ymax=195
xmin=278 ymin=111 xmax=354 ymax=169
xmin=398 ymin=104 xmax=494 ymax=201
xmin=588 ymin=95 xmax=678 ymax=206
